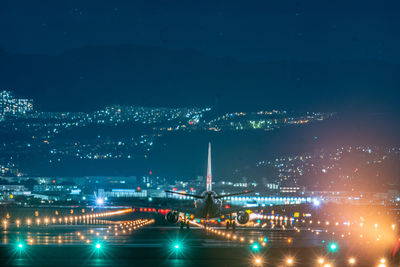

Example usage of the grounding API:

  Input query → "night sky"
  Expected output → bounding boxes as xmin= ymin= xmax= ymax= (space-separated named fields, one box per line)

xmin=0 ymin=0 xmax=399 ymax=113
xmin=1 ymin=0 xmax=399 ymax=61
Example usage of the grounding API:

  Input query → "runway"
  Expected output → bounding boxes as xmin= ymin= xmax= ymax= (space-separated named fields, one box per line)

xmin=0 ymin=212 xmax=396 ymax=266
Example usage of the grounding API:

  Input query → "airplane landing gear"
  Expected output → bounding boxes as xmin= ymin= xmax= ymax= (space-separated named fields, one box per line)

xmin=226 ymin=220 xmax=236 ymax=231
xmin=225 ymin=214 xmax=236 ymax=231
xmin=226 ymin=220 xmax=230 ymax=230
xmin=232 ymin=221 xmax=236 ymax=232
xmin=180 ymin=220 xmax=190 ymax=229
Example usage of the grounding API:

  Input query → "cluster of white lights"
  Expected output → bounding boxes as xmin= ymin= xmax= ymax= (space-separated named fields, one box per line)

xmin=252 ymin=256 xmax=373 ymax=266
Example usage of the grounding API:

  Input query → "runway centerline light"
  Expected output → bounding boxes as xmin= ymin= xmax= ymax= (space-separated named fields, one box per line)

xmin=95 ymin=243 xmax=101 ymax=249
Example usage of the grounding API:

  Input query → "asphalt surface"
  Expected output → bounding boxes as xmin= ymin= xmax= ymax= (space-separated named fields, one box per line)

xmin=0 ymin=213 xmax=397 ymax=266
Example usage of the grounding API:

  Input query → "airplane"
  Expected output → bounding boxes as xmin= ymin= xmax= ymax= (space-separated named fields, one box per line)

xmin=164 ymin=142 xmax=254 ymax=229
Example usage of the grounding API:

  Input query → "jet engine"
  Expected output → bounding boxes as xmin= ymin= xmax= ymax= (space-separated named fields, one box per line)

xmin=165 ymin=211 xmax=180 ymax=224
xmin=236 ymin=211 xmax=250 ymax=225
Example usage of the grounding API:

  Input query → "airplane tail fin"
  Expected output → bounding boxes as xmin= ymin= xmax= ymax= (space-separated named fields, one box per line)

xmin=206 ymin=142 xmax=212 ymax=192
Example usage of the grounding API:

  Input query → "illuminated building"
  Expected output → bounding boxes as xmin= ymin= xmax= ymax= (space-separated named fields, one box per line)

xmin=0 ymin=90 xmax=33 ymax=118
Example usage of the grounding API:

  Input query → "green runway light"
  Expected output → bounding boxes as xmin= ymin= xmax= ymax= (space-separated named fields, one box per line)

xmin=173 ymin=242 xmax=182 ymax=250
xmin=328 ymin=242 xmax=338 ymax=252
xmin=263 ymin=237 xmax=268 ymax=242
xmin=251 ymin=243 xmax=260 ymax=252
xmin=169 ymin=239 xmax=184 ymax=255
xmin=16 ymin=243 xmax=25 ymax=252
xmin=95 ymin=243 xmax=101 ymax=249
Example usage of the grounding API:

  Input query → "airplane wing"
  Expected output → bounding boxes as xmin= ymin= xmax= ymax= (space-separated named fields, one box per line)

xmin=217 ymin=202 xmax=267 ymax=217
xmin=215 ymin=191 xmax=253 ymax=199
xmin=133 ymin=205 xmax=198 ymax=220
xmin=165 ymin=190 xmax=203 ymax=199
xmin=132 ymin=201 xmax=197 ymax=216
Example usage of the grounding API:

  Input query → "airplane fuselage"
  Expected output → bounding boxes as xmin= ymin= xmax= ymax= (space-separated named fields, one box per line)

xmin=194 ymin=191 xmax=222 ymax=219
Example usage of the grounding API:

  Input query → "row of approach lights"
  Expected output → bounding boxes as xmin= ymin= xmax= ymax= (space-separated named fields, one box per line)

xmin=202 ymin=224 xmax=391 ymax=267
xmin=300 ymin=221 xmax=397 ymax=243
xmin=257 ymin=214 xmax=397 ymax=234
xmin=252 ymin=242 xmax=387 ymax=267
xmin=298 ymin=219 xmax=396 ymax=231
xmin=2 ymin=208 xmax=133 ymax=228
xmin=265 ymin=218 xmax=397 ymax=246
xmin=159 ymin=210 xmax=394 ymax=266
xmin=17 ymin=218 xmax=154 ymax=246
xmin=252 ymin=255 xmax=388 ymax=266
xmin=205 ymin=218 xmax=366 ymax=248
